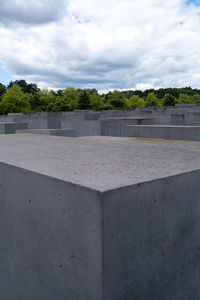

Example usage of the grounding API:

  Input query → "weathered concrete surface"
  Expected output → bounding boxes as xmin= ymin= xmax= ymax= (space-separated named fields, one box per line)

xmin=101 ymin=117 xmax=155 ymax=136
xmin=16 ymin=128 xmax=77 ymax=137
xmin=0 ymin=122 xmax=28 ymax=134
xmin=103 ymin=169 xmax=200 ymax=300
xmin=61 ymin=111 xmax=101 ymax=136
xmin=1 ymin=135 xmax=200 ymax=190
xmin=122 ymin=125 xmax=200 ymax=141
xmin=0 ymin=135 xmax=200 ymax=299
xmin=0 ymin=163 xmax=103 ymax=300
xmin=2 ymin=105 xmax=200 ymax=136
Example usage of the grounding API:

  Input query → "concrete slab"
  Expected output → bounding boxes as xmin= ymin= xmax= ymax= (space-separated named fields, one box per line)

xmin=0 ymin=122 xmax=28 ymax=134
xmin=16 ymin=128 xmax=77 ymax=137
xmin=122 ymin=125 xmax=200 ymax=141
xmin=100 ymin=117 xmax=155 ymax=136
xmin=1 ymin=134 xmax=200 ymax=191
xmin=1 ymin=135 xmax=200 ymax=299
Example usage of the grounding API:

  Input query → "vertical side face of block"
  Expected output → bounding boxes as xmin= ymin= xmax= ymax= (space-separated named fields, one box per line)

xmin=0 ymin=124 xmax=5 ymax=134
xmin=0 ymin=163 xmax=103 ymax=300
xmin=103 ymin=171 xmax=200 ymax=300
xmin=100 ymin=120 xmax=121 ymax=136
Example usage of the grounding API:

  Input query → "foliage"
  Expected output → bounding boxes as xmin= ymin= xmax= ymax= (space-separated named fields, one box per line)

xmin=192 ymin=94 xmax=200 ymax=103
xmin=7 ymin=80 xmax=39 ymax=94
xmin=162 ymin=94 xmax=176 ymax=106
xmin=90 ymin=94 xmax=104 ymax=111
xmin=145 ymin=93 xmax=160 ymax=107
xmin=0 ymin=84 xmax=31 ymax=114
xmin=78 ymin=90 xmax=90 ymax=109
xmin=129 ymin=95 xmax=145 ymax=109
xmin=31 ymin=89 xmax=56 ymax=112
xmin=48 ymin=87 xmax=79 ymax=112
xmin=0 ymin=83 xmax=6 ymax=99
xmin=1 ymin=79 xmax=200 ymax=113
xmin=177 ymin=93 xmax=193 ymax=104
xmin=106 ymin=90 xmax=127 ymax=110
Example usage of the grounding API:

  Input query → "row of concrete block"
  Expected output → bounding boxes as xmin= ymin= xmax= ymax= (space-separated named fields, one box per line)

xmin=1 ymin=104 xmax=200 ymax=140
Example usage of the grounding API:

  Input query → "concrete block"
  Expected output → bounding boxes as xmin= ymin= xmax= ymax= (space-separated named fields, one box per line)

xmin=100 ymin=117 xmax=155 ymax=136
xmin=171 ymin=114 xmax=185 ymax=125
xmin=0 ymin=135 xmax=200 ymax=299
xmin=122 ymin=125 xmax=200 ymax=141
xmin=16 ymin=129 xmax=78 ymax=137
xmin=0 ymin=122 xmax=28 ymax=134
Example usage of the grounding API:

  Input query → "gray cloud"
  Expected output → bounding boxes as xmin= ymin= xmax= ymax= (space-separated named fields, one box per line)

xmin=0 ymin=0 xmax=67 ymax=25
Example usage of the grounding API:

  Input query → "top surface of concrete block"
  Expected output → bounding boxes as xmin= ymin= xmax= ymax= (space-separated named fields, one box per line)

xmin=124 ymin=125 xmax=200 ymax=128
xmin=0 ymin=134 xmax=200 ymax=191
xmin=101 ymin=117 xmax=155 ymax=120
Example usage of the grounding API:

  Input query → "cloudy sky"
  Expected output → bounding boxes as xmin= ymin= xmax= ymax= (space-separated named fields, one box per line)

xmin=0 ymin=0 xmax=200 ymax=92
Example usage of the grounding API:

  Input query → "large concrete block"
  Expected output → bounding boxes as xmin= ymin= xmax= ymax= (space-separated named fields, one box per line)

xmin=122 ymin=125 xmax=200 ymax=141
xmin=100 ymin=117 xmax=155 ymax=136
xmin=16 ymin=129 xmax=77 ymax=137
xmin=0 ymin=135 xmax=200 ymax=299
xmin=103 ymin=170 xmax=200 ymax=300
xmin=0 ymin=122 xmax=28 ymax=134
xmin=0 ymin=163 xmax=102 ymax=300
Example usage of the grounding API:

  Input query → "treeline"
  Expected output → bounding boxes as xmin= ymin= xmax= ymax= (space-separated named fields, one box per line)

xmin=0 ymin=80 xmax=200 ymax=114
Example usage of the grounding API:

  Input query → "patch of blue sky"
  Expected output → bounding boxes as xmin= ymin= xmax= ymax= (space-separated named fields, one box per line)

xmin=0 ymin=67 xmax=12 ymax=86
xmin=186 ymin=0 xmax=200 ymax=6
xmin=72 ymin=13 xmax=90 ymax=24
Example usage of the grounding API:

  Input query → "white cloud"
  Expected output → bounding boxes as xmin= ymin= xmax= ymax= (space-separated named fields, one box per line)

xmin=0 ymin=0 xmax=200 ymax=91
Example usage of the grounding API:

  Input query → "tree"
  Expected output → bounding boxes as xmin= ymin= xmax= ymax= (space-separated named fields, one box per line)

xmin=30 ymin=89 xmax=56 ymax=112
xmin=47 ymin=87 xmax=79 ymax=112
xmin=177 ymin=94 xmax=192 ymax=104
xmin=129 ymin=95 xmax=145 ymax=109
xmin=0 ymin=84 xmax=31 ymax=114
xmin=145 ymin=93 xmax=160 ymax=107
xmin=7 ymin=79 xmax=39 ymax=94
xmin=0 ymin=83 xmax=6 ymax=99
xmin=90 ymin=94 xmax=104 ymax=111
xmin=192 ymin=94 xmax=200 ymax=103
xmin=78 ymin=90 xmax=90 ymax=109
xmin=106 ymin=90 xmax=127 ymax=110
xmin=162 ymin=94 xmax=176 ymax=106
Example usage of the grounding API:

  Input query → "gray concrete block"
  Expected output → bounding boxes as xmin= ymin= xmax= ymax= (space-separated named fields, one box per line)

xmin=122 ymin=125 xmax=200 ymax=141
xmin=171 ymin=114 xmax=186 ymax=125
xmin=0 ymin=136 xmax=200 ymax=299
xmin=100 ymin=117 xmax=155 ymax=136
xmin=103 ymin=170 xmax=200 ymax=300
xmin=0 ymin=122 xmax=28 ymax=134
xmin=100 ymin=119 xmax=122 ymax=136
xmin=16 ymin=129 xmax=77 ymax=137
xmin=85 ymin=113 xmax=101 ymax=121
xmin=0 ymin=163 xmax=102 ymax=300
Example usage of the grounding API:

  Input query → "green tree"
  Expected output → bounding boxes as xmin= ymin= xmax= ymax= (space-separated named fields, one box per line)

xmin=7 ymin=79 xmax=39 ymax=94
xmin=30 ymin=89 xmax=56 ymax=112
xmin=145 ymin=93 xmax=160 ymax=107
xmin=48 ymin=87 xmax=79 ymax=112
xmin=162 ymin=94 xmax=176 ymax=106
xmin=192 ymin=94 xmax=200 ymax=103
xmin=177 ymin=94 xmax=192 ymax=104
xmin=106 ymin=90 xmax=127 ymax=110
xmin=0 ymin=83 xmax=6 ymax=99
xmin=90 ymin=94 xmax=104 ymax=111
xmin=0 ymin=84 xmax=31 ymax=114
xmin=78 ymin=90 xmax=90 ymax=109
xmin=129 ymin=95 xmax=145 ymax=109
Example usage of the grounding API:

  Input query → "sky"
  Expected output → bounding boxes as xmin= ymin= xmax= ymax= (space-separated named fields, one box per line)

xmin=0 ymin=0 xmax=200 ymax=92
